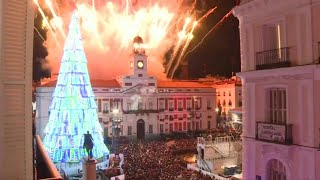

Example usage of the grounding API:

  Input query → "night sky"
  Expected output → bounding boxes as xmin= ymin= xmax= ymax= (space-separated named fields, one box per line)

xmin=186 ymin=0 xmax=240 ymax=79
xmin=32 ymin=0 xmax=240 ymax=82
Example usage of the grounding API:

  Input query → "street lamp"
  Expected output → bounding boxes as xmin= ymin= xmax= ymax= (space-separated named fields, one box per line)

xmin=112 ymin=109 xmax=119 ymax=153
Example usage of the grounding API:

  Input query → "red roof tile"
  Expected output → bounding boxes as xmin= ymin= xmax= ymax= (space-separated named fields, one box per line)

xmin=39 ymin=79 xmax=121 ymax=88
xmin=157 ymin=80 xmax=210 ymax=88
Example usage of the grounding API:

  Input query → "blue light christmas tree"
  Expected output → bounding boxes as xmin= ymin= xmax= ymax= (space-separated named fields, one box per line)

xmin=43 ymin=11 xmax=109 ymax=163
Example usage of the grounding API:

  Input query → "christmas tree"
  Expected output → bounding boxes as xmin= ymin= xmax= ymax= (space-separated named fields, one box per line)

xmin=43 ymin=11 xmax=109 ymax=163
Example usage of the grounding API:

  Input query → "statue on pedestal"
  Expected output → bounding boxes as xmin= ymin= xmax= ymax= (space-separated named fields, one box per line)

xmin=83 ymin=131 xmax=94 ymax=160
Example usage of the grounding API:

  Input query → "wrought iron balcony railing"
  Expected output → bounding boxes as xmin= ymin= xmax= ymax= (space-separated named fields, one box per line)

xmin=256 ymin=121 xmax=293 ymax=145
xmin=122 ymin=109 xmax=159 ymax=114
xmin=256 ymin=47 xmax=291 ymax=70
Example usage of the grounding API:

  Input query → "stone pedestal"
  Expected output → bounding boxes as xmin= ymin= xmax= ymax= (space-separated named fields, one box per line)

xmin=82 ymin=158 xmax=97 ymax=180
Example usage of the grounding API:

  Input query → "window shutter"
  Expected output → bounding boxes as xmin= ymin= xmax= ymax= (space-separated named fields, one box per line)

xmin=0 ymin=0 xmax=33 ymax=179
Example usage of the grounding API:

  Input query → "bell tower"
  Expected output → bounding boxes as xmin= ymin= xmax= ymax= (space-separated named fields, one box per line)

xmin=129 ymin=36 xmax=148 ymax=77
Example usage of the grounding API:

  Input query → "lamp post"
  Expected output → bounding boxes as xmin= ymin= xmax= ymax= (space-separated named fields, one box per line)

xmin=112 ymin=109 xmax=119 ymax=153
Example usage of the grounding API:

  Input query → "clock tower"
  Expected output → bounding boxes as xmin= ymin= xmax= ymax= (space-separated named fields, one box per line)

xmin=129 ymin=36 xmax=148 ymax=77
xmin=119 ymin=36 xmax=157 ymax=88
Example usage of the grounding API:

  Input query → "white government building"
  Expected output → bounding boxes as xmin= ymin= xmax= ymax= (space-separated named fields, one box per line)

xmin=36 ymin=37 xmax=217 ymax=140
xmin=234 ymin=0 xmax=320 ymax=179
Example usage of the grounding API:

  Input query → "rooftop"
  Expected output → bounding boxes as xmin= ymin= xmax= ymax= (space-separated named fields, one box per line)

xmin=39 ymin=79 xmax=211 ymax=89
xmin=40 ymin=79 xmax=121 ymax=88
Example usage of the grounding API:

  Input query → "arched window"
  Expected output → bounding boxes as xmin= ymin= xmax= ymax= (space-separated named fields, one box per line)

xmin=267 ymin=159 xmax=286 ymax=180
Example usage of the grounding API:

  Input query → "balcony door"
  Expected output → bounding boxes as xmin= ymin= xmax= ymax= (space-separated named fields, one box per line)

xmin=267 ymin=159 xmax=286 ymax=180
xmin=137 ymin=119 xmax=145 ymax=139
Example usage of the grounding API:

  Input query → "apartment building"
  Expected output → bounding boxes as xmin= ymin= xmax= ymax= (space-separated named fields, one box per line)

xmin=233 ymin=0 xmax=320 ymax=179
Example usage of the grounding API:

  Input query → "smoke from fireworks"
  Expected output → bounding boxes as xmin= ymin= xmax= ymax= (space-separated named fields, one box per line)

xmin=36 ymin=0 xmax=229 ymax=80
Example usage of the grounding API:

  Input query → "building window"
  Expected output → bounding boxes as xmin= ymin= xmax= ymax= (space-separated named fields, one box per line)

xmin=222 ymin=100 xmax=226 ymax=106
xmin=138 ymin=74 xmax=143 ymax=77
xmin=169 ymin=124 xmax=173 ymax=132
xmin=149 ymin=125 xmax=153 ymax=134
xmin=187 ymin=122 xmax=191 ymax=130
xmin=138 ymin=102 xmax=143 ymax=110
xmin=223 ymin=92 xmax=226 ymax=96
xmin=179 ymin=123 xmax=182 ymax=131
xmin=186 ymin=100 xmax=192 ymax=110
xmin=99 ymin=118 xmax=102 ymax=123
xmin=228 ymin=100 xmax=232 ymax=106
xmin=267 ymin=159 xmax=286 ymax=180
xmin=196 ymin=122 xmax=199 ymax=130
xmin=159 ymin=101 xmax=164 ymax=110
xmin=125 ymin=83 xmax=132 ymax=86
xmin=266 ymin=88 xmax=287 ymax=124
xmin=103 ymin=103 xmax=109 ymax=113
xmin=178 ymin=100 xmax=183 ymax=110
xmin=149 ymin=102 xmax=153 ymax=110
xmin=148 ymin=83 xmax=155 ymax=86
xmin=208 ymin=121 xmax=211 ymax=129
xmin=195 ymin=100 xmax=200 ymax=110
xmin=160 ymin=124 xmax=164 ymax=133
xmin=229 ymin=92 xmax=231 ymax=96
xmin=262 ymin=23 xmax=282 ymax=51
xmin=238 ymin=100 xmax=242 ymax=107
xmin=128 ymin=126 xmax=132 ymax=135
xmin=169 ymin=100 xmax=174 ymax=111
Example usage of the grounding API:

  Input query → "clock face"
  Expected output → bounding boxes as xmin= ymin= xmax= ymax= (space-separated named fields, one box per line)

xmin=137 ymin=61 xmax=144 ymax=69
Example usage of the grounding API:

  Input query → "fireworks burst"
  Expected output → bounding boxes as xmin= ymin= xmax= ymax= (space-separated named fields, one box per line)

xmin=35 ymin=0 xmax=230 ymax=80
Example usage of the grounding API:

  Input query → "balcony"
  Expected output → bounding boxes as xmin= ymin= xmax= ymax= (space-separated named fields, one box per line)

xmin=122 ymin=109 xmax=158 ymax=114
xmin=256 ymin=122 xmax=293 ymax=145
xmin=103 ymin=110 xmax=109 ymax=114
xmin=256 ymin=47 xmax=291 ymax=70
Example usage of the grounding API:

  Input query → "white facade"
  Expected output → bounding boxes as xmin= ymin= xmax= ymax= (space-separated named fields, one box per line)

xmin=0 ymin=0 xmax=34 ymax=179
xmin=234 ymin=0 xmax=320 ymax=179
xmin=213 ymin=77 xmax=242 ymax=115
xmin=36 ymin=41 xmax=216 ymax=139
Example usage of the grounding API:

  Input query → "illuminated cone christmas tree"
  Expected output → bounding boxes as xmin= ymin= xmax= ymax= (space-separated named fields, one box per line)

xmin=43 ymin=11 xmax=109 ymax=163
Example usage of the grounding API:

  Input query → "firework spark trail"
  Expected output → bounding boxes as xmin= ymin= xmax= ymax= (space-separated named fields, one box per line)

xmin=197 ymin=7 xmax=217 ymax=23
xmin=169 ymin=21 xmax=197 ymax=79
xmin=165 ymin=17 xmax=192 ymax=74
xmin=182 ymin=10 xmax=233 ymax=61
xmin=38 ymin=0 xmax=219 ymax=80
xmin=166 ymin=6 xmax=217 ymax=75
xmin=33 ymin=0 xmax=59 ymax=45
xmin=34 ymin=27 xmax=46 ymax=42
xmin=45 ymin=0 xmax=66 ymax=38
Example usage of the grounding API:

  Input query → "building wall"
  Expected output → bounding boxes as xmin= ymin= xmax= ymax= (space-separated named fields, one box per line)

xmin=234 ymin=0 xmax=320 ymax=179
xmin=0 ymin=0 xmax=34 ymax=179
xmin=36 ymin=86 xmax=216 ymax=138
xmin=215 ymin=85 xmax=242 ymax=114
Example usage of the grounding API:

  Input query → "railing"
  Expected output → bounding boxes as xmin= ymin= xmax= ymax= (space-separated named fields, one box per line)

xmin=122 ymin=109 xmax=158 ymax=114
xmin=256 ymin=122 xmax=293 ymax=144
xmin=256 ymin=47 xmax=291 ymax=70
xmin=103 ymin=110 xmax=109 ymax=114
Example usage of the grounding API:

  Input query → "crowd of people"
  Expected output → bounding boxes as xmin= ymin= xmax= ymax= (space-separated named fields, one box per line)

xmin=118 ymin=137 xmax=217 ymax=180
